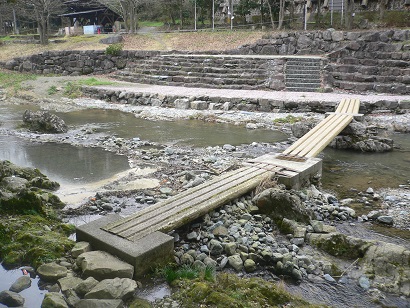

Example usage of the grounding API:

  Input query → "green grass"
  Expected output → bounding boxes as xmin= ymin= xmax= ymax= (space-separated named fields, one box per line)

xmin=273 ymin=115 xmax=303 ymax=124
xmin=63 ymin=77 xmax=114 ymax=98
xmin=0 ymin=36 xmax=13 ymax=41
xmin=0 ymin=70 xmax=38 ymax=95
xmin=47 ymin=85 xmax=57 ymax=95
xmin=159 ymin=264 xmax=216 ymax=284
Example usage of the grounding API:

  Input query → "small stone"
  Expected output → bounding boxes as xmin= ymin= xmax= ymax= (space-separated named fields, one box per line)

xmin=323 ymin=274 xmax=336 ymax=283
xmin=228 ymin=254 xmax=244 ymax=271
xmin=0 ymin=290 xmax=25 ymax=307
xmin=366 ymin=187 xmax=374 ymax=194
xmin=186 ymin=231 xmax=198 ymax=240
xmin=244 ymin=259 xmax=257 ymax=273
xmin=358 ymin=276 xmax=371 ymax=290
xmin=377 ymin=216 xmax=394 ymax=225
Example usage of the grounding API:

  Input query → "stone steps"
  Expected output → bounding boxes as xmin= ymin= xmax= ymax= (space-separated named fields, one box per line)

xmin=285 ymin=58 xmax=322 ymax=92
xmin=112 ymin=55 xmax=271 ymax=89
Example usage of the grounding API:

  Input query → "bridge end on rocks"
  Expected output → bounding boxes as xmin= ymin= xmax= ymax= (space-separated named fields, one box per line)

xmin=76 ymin=214 xmax=174 ymax=278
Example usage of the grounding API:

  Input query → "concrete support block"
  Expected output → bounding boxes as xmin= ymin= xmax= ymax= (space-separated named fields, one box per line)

xmin=76 ymin=214 xmax=174 ymax=278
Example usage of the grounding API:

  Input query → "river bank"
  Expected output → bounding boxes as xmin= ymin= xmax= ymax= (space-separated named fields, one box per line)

xmin=0 ymin=83 xmax=409 ymax=307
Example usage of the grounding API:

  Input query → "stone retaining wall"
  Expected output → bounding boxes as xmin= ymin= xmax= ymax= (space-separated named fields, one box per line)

xmin=1 ymin=29 xmax=409 ymax=94
xmin=1 ymin=50 xmax=160 ymax=76
xmin=82 ymin=86 xmax=410 ymax=114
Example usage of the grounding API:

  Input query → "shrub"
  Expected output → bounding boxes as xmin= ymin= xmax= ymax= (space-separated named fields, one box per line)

xmin=105 ymin=43 xmax=123 ymax=56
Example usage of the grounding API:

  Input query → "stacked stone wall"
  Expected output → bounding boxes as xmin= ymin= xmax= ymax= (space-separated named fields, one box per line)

xmin=1 ymin=29 xmax=409 ymax=94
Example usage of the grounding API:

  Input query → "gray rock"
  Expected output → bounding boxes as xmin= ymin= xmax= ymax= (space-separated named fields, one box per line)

xmin=9 ymin=275 xmax=31 ymax=293
xmin=212 ymin=225 xmax=228 ymax=237
xmin=23 ymin=110 xmax=68 ymax=133
xmin=193 ymin=260 xmax=206 ymax=271
xmin=76 ymin=251 xmax=134 ymax=280
xmin=209 ymin=239 xmax=224 ymax=256
xmin=180 ymin=253 xmax=194 ymax=265
xmin=203 ymin=257 xmax=217 ymax=268
xmin=41 ymin=292 xmax=68 ymax=308
xmin=358 ymin=276 xmax=371 ymax=290
xmin=174 ymin=98 xmax=190 ymax=109
xmin=222 ymin=144 xmax=236 ymax=151
xmin=64 ymin=289 xmax=80 ymax=307
xmin=37 ymin=262 xmax=68 ymax=282
xmin=75 ymin=299 xmax=124 ymax=308
xmin=244 ymin=259 xmax=257 ymax=273
xmin=99 ymin=35 xmax=124 ymax=45
xmin=186 ymin=231 xmax=198 ymax=240
xmin=377 ymin=216 xmax=394 ymax=225
xmin=323 ymin=273 xmax=337 ymax=283
xmin=84 ymin=278 xmax=138 ymax=301
xmin=228 ymin=254 xmax=244 ymax=271
xmin=0 ymin=290 xmax=25 ymax=307
xmin=71 ymin=242 xmax=92 ymax=258
xmin=58 ymin=276 xmax=84 ymax=293
xmin=74 ymin=277 xmax=99 ymax=297
xmin=225 ymin=242 xmax=237 ymax=256
xmin=0 ymin=176 xmax=28 ymax=192
xmin=366 ymin=187 xmax=374 ymax=194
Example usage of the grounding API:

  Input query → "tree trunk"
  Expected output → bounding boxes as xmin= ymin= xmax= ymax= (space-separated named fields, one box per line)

xmin=379 ymin=0 xmax=388 ymax=20
xmin=266 ymin=0 xmax=275 ymax=30
xmin=278 ymin=0 xmax=285 ymax=30
xmin=39 ymin=17 xmax=48 ymax=45
xmin=180 ymin=0 xmax=183 ymax=29
xmin=345 ymin=0 xmax=354 ymax=29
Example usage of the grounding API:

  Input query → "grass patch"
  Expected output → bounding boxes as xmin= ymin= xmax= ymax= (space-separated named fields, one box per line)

xmin=273 ymin=115 xmax=303 ymax=124
xmin=159 ymin=264 xmax=216 ymax=284
xmin=47 ymin=85 xmax=58 ymax=95
xmin=0 ymin=70 xmax=38 ymax=95
xmin=63 ymin=77 xmax=114 ymax=98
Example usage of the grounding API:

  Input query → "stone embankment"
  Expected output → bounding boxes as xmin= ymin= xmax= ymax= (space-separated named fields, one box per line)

xmin=1 ymin=29 xmax=409 ymax=94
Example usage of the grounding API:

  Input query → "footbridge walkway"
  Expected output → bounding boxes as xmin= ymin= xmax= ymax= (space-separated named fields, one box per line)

xmin=77 ymin=98 xmax=361 ymax=277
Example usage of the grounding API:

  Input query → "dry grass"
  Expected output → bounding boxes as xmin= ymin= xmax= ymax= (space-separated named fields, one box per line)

xmin=0 ymin=30 xmax=264 ymax=62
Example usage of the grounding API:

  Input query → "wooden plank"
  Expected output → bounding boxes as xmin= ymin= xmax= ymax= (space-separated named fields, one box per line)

xmin=127 ymin=170 xmax=273 ymax=241
xmin=282 ymin=114 xmax=337 ymax=155
xmin=103 ymin=165 xmax=261 ymax=232
xmin=104 ymin=165 xmax=269 ymax=235
xmin=296 ymin=114 xmax=351 ymax=157
xmin=286 ymin=114 xmax=340 ymax=156
xmin=335 ymin=98 xmax=347 ymax=113
xmin=119 ymin=168 xmax=273 ymax=240
xmin=304 ymin=115 xmax=353 ymax=157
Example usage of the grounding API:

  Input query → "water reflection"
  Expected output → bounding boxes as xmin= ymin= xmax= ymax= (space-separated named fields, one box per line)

xmin=0 ymin=135 xmax=130 ymax=186
xmin=55 ymin=109 xmax=287 ymax=147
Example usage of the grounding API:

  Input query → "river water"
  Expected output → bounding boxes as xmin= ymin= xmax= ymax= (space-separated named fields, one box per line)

xmin=0 ymin=104 xmax=409 ymax=307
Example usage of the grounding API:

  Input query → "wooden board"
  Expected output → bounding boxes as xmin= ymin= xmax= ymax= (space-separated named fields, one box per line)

xmin=103 ymin=165 xmax=278 ymax=241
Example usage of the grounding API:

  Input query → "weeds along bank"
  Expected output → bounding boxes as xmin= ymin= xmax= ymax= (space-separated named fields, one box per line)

xmin=1 ymin=29 xmax=409 ymax=95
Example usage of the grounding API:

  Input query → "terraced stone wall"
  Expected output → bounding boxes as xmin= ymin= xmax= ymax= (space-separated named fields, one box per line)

xmin=234 ymin=29 xmax=410 ymax=94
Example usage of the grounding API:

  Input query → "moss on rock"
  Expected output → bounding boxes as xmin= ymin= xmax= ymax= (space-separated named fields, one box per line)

xmin=0 ymin=215 xmax=75 ymax=268
xmin=172 ymin=273 xmax=325 ymax=307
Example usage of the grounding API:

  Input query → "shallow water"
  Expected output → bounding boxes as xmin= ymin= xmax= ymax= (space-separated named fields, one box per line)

xmin=322 ymin=133 xmax=410 ymax=196
xmin=54 ymin=108 xmax=287 ymax=147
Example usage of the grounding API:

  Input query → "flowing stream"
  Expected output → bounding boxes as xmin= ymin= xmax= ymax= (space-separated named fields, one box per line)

xmin=0 ymin=104 xmax=409 ymax=308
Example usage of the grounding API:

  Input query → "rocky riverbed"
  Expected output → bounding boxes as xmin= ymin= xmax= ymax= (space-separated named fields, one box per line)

xmin=0 ymin=92 xmax=409 ymax=307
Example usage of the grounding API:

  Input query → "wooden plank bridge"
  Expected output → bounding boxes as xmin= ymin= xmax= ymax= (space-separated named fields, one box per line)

xmin=76 ymin=98 xmax=361 ymax=277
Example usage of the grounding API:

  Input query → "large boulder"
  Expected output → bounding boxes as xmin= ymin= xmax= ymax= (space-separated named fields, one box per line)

xmin=253 ymin=187 xmax=314 ymax=223
xmin=41 ymin=292 xmax=68 ymax=308
xmin=9 ymin=275 xmax=31 ymax=293
xmin=37 ymin=262 xmax=68 ymax=282
xmin=23 ymin=110 xmax=68 ymax=133
xmin=76 ymin=251 xmax=134 ymax=280
xmin=84 ymin=278 xmax=138 ymax=301
xmin=0 ymin=290 xmax=25 ymax=307
xmin=362 ymin=242 xmax=410 ymax=296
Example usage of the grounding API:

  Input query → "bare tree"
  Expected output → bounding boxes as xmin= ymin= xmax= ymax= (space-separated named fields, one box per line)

xmin=17 ymin=0 xmax=65 ymax=44
xmin=98 ymin=0 xmax=146 ymax=33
